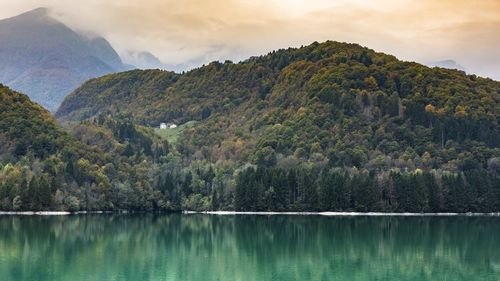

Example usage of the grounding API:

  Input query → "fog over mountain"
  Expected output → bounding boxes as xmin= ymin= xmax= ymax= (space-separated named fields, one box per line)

xmin=2 ymin=0 xmax=498 ymax=81
xmin=0 ymin=8 xmax=131 ymax=111
xmin=122 ymin=51 xmax=168 ymax=70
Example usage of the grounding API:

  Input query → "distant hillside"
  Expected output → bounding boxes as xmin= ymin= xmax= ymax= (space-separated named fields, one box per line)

xmin=0 ymin=8 xmax=130 ymax=111
xmin=58 ymin=69 xmax=180 ymax=121
xmin=428 ymin=60 xmax=466 ymax=72
xmin=58 ymin=41 xmax=500 ymax=173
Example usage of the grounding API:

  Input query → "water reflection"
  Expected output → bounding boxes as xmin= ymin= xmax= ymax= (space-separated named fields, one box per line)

xmin=0 ymin=215 xmax=499 ymax=281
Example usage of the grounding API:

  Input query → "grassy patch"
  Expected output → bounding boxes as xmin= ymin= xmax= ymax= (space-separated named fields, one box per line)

xmin=154 ymin=121 xmax=197 ymax=144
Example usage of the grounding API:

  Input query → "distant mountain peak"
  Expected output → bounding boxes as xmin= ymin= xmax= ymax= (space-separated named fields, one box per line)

xmin=6 ymin=7 xmax=51 ymax=21
xmin=0 ymin=8 xmax=129 ymax=111
xmin=122 ymin=50 xmax=167 ymax=70
xmin=428 ymin=59 xmax=466 ymax=72
xmin=24 ymin=7 xmax=49 ymax=15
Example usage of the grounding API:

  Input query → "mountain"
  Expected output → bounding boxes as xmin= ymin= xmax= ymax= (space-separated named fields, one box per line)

xmin=0 ymin=8 xmax=130 ymax=111
xmin=122 ymin=51 xmax=168 ymax=70
xmin=428 ymin=60 xmax=466 ymax=72
xmin=55 ymin=41 xmax=500 ymax=212
xmin=58 ymin=41 xmax=500 ymax=169
xmin=4 ymin=41 xmax=500 ymax=212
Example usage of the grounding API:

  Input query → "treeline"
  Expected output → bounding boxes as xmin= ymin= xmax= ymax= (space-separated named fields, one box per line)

xmin=0 ymin=170 xmax=52 ymax=211
xmin=2 ymin=146 xmax=500 ymax=212
xmin=234 ymin=167 xmax=500 ymax=212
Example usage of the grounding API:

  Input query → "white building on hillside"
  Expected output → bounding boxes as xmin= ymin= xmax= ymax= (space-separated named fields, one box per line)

xmin=160 ymin=123 xmax=167 ymax=129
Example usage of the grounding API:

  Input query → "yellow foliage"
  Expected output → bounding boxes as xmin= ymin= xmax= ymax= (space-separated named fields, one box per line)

xmin=297 ymin=107 xmax=307 ymax=116
xmin=454 ymin=105 xmax=468 ymax=118
xmin=235 ymin=139 xmax=245 ymax=151
xmin=364 ymin=76 xmax=378 ymax=89
xmin=425 ymin=104 xmax=435 ymax=113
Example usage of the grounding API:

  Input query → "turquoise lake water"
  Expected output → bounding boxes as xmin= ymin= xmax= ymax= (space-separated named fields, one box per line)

xmin=0 ymin=215 xmax=499 ymax=281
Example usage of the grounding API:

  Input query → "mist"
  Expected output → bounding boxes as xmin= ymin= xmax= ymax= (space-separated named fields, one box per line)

xmin=0 ymin=0 xmax=499 ymax=80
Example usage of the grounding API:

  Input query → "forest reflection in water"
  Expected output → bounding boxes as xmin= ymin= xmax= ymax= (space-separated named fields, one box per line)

xmin=0 ymin=215 xmax=499 ymax=281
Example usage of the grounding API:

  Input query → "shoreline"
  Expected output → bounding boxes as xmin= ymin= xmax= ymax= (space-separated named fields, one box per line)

xmin=183 ymin=211 xmax=500 ymax=217
xmin=0 ymin=211 xmax=72 ymax=216
xmin=1 ymin=211 xmax=500 ymax=216
xmin=0 ymin=211 xmax=113 ymax=216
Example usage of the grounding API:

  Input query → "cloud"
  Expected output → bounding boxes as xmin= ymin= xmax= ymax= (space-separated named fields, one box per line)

xmin=0 ymin=0 xmax=499 ymax=79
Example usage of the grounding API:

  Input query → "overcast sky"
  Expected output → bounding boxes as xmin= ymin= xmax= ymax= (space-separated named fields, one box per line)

xmin=0 ymin=0 xmax=499 ymax=80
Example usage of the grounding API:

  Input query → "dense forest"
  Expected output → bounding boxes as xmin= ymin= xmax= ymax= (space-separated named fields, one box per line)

xmin=0 ymin=85 xmax=172 ymax=211
xmin=2 ymin=41 xmax=500 ymax=212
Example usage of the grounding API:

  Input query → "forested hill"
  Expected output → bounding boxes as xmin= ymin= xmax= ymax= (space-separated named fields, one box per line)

xmin=0 ymin=84 xmax=68 ymax=159
xmin=57 ymin=69 xmax=180 ymax=122
xmin=0 ymin=84 xmax=172 ymax=211
xmin=58 ymin=41 xmax=500 ymax=173
xmin=3 ymin=41 xmax=500 ymax=213
xmin=0 ymin=84 xmax=89 ymax=210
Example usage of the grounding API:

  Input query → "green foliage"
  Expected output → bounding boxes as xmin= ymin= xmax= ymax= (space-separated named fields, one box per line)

xmin=3 ymin=40 xmax=500 ymax=212
xmin=57 ymin=41 xmax=500 ymax=174
xmin=0 ymin=86 xmax=175 ymax=211
xmin=234 ymin=167 xmax=500 ymax=212
xmin=57 ymin=70 xmax=179 ymax=122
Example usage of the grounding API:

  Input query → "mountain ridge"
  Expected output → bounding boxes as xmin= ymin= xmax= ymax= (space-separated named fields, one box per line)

xmin=57 ymin=40 xmax=500 ymax=173
xmin=0 ymin=8 xmax=131 ymax=111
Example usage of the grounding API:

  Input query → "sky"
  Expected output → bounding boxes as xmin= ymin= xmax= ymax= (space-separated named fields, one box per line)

xmin=0 ymin=0 xmax=499 ymax=80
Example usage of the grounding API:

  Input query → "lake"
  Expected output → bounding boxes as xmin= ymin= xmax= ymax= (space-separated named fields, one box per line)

xmin=0 ymin=215 xmax=499 ymax=281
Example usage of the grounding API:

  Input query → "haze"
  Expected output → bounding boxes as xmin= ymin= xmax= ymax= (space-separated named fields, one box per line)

xmin=0 ymin=0 xmax=499 ymax=80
